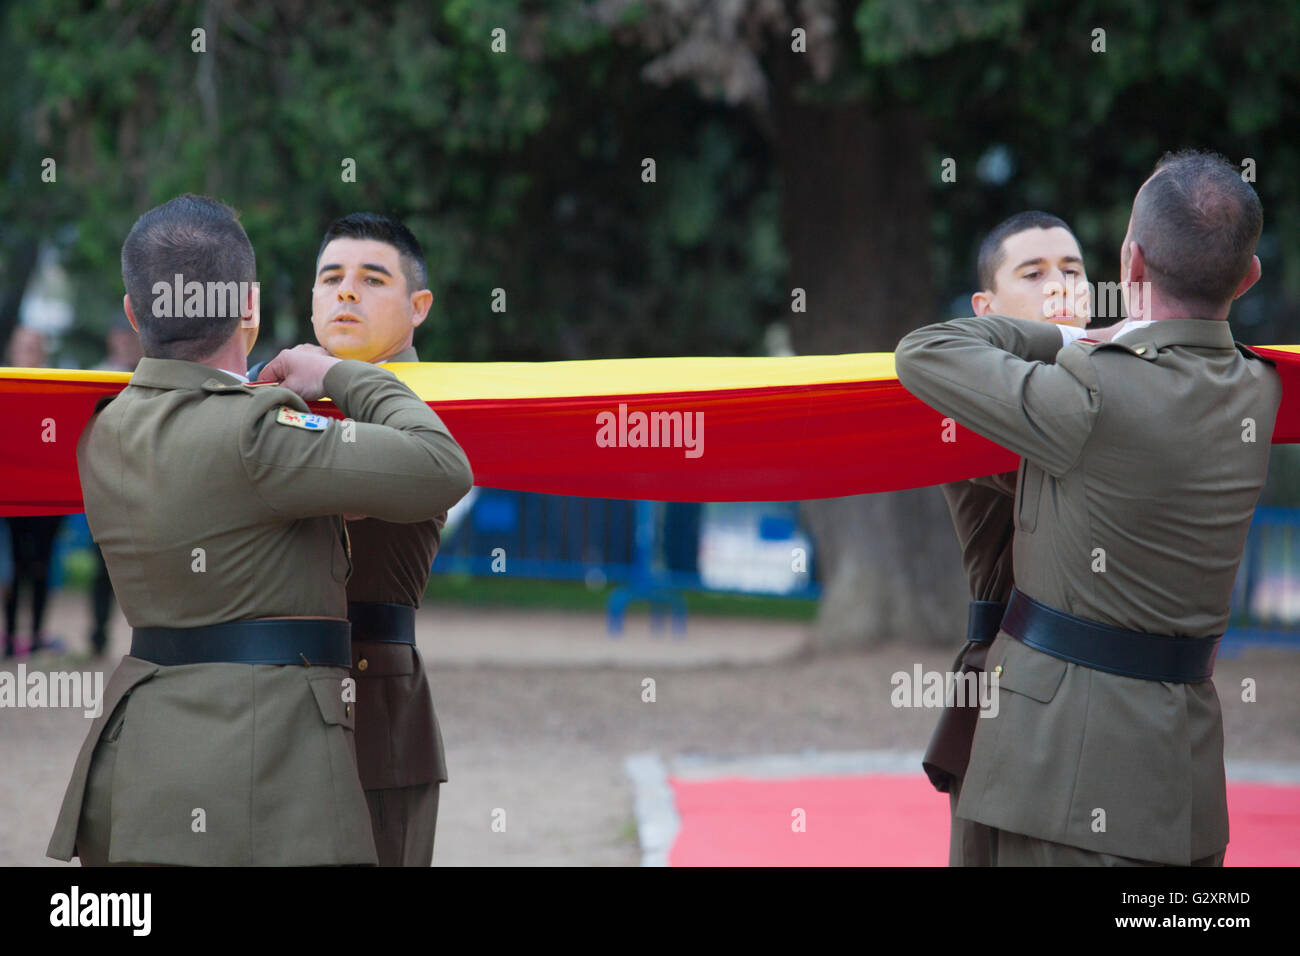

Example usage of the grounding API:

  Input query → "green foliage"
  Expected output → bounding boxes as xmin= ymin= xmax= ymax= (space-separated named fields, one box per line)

xmin=843 ymin=1 xmax=1300 ymax=340
xmin=5 ymin=0 xmax=785 ymax=365
xmin=4 ymin=0 xmax=1300 ymax=368
xmin=856 ymin=0 xmax=1025 ymax=63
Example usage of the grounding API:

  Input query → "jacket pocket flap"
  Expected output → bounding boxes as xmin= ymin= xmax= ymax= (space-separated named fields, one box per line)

xmin=308 ymin=673 xmax=356 ymax=731
xmin=994 ymin=638 xmax=1067 ymax=703
xmin=97 ymin=656 xmax=162 ymax=736
xmin=351 ymin=642 xmax=416 ymax=678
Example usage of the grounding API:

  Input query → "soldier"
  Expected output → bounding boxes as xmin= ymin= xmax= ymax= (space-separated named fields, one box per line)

xmin=253 ymin=212 xmax=452 ymax=866
xmin=46 ymin=194 xmax=473 ymax=866
xmin=922 ymin=211 xmax=1092 ymax=867
xmin=897 ymin=150 xmax=1280 ymax=866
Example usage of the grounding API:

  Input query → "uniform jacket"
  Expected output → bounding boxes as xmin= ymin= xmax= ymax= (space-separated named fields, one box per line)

xmin=896 ymin=315 xmax=1281 ymax=864
xmin=923 ymin=470 xmax=1017 ymax=790
xmin=48 ymin=357 xmax=472 ymax=865
xmin=344 ymin=346 xmax=451 ymax=790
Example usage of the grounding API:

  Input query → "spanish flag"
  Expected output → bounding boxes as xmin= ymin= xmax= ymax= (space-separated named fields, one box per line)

xmin=4 ymin=348 xmax=1300 ymax=514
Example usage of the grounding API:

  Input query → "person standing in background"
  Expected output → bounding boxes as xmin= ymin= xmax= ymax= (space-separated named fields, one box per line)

xmin=4 ymin=326 xmax=64 ymax=657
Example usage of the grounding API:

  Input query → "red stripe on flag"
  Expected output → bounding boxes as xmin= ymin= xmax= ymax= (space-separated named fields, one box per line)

xmin=4 ymin=347 xmax=1300 ymax=513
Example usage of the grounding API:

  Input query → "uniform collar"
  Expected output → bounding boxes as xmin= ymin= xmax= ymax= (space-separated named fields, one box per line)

xmin=382 ymin=346 xmax=419 ymax=363
xmin=128 ymin=357 xmax=251 ymax=392
xmin=1108 ymin=318 xmax=1237 ymax=358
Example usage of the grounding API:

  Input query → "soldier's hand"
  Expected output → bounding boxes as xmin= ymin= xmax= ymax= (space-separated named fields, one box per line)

xmin=257 ymin=344 xmax=341 ymax=401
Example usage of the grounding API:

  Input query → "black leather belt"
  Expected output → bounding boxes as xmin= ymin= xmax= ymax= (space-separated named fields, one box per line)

xmin=131 ymin=618 xmax=352 ymax=668
xmin=967 ymin=600 xmax=1007 ymax=645
xmin=347 ymin=602 xmax=416 ymax=644
xmin=1001 ymin=587 xmax=1220 ymax=682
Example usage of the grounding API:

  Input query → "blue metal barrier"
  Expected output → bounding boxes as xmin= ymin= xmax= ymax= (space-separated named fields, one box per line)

xmin=432 ymin=490 xmax=819 ymax=635
xmin=1224 ymin=506 xmax=1300 ymax=654
xmin=433 ymin=490 xmax=640 ymax=583
xmin=606 ymin=500 xmax=686 ymax=637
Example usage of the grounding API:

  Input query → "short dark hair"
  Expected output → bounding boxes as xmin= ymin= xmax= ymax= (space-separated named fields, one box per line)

xmin=977 ymin=211 xmax=1076 ymax=292
xmin=121 ymin=194 xmax=256 ymax=361
xmin=316 ymin=213 xmax=428 ymax=292
xmin=1131 ymin=149 xmax=1263 ymax=312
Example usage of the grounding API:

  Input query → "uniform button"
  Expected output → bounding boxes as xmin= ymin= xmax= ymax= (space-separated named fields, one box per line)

xmin=345 ymin=704 xmax=351 ymax=717
xmin=357 ymin=659 xmax=368 ymax=672
xmin=1135 ymin=346 xmax=1147 ymax=355
xmin=993 ymin=665 xmax=1003 ymax=676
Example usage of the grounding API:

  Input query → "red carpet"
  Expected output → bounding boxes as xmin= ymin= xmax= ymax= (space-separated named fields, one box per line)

xmin=667 ymin=774 xmax=1300 ymax=866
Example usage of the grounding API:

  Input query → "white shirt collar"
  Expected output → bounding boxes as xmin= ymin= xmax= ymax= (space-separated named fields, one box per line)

xmin=1112 ymin=319 xmax=1155 ymax=342
xmin=217 ymin=368 xmax=250 ymax=383
xmin=1059 ymin=318 xmax=1156 ymax=347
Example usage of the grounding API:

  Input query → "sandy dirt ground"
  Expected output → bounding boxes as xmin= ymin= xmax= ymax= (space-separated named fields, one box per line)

xmin=2 ymin=592 xmax=1298 ymax=866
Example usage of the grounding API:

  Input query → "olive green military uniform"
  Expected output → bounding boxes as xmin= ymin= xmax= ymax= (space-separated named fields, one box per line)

xmin=897 ymin=315 xmax=1280 ymax=866
xmin=47 ymin=357 xmax=472 ymax=866
xmin=346 ymin=346 xmax=450 ymax=867
xmin=925 ymin=470 xmax=1017 ymax=866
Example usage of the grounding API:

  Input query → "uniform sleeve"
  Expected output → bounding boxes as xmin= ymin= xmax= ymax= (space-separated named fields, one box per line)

xmin=895 ymin=315 xmax=1101 ymax=478
xmin=968 ymin=469 xmax=1018 ymax=499
xmin=240 ymin=360 xmax=473 ymax=522
xmin=940 ymin=479 xmax=1016 ymax=602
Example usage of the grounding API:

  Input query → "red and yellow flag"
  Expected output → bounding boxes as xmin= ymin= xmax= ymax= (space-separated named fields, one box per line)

xmin=4 ymin=348 xmax=1300 ymax=514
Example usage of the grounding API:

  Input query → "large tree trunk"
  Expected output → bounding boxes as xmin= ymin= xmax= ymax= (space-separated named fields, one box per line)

xmin=771 ymin=60 xmax=966 ymax=650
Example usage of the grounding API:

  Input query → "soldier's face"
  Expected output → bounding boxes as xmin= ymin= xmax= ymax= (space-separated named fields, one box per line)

xmin=311 ymin=238 xmax=431 ymax=363
xmin=976 ymin=227 xmax=1090 ymax=326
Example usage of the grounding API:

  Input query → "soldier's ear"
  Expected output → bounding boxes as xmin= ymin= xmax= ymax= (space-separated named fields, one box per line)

xmin=1233 ymin=255 xmax=1262 ymax=300
xmin=410 ymin=288 xmax=433 ymax=327
xmin=971 ymin=291 xmax=994 ymax=316
xmin=1126 ymin=241 xmax=1147 ymax=284
xmin=123 ymin=294 xmax=139 ymax=333
xmin=240 ymin=283 xmax=261 ymax=354
xmin=240 ymin=282 xmax=260 ymax=330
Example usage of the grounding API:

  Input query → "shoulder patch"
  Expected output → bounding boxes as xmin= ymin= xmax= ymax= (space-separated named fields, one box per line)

xmin=275 ymin=406 xmax=331 ymax=431
xmin=1081 ymin=340 xmax=1158 ymax=361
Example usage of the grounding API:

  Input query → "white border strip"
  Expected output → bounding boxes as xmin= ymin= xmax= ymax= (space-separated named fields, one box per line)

xmin=624 ymin=752 xmax=680 ymax=867
xmin=1224 ymin=759 xmax=1300 ymax=783
xmin=671 ymin=749 xmax=926 ymax=780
